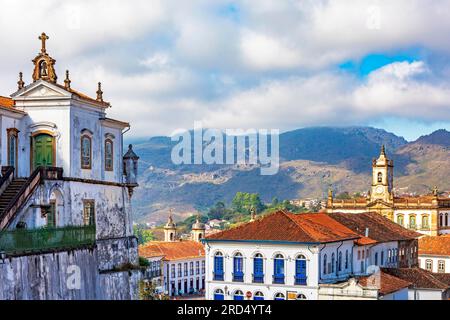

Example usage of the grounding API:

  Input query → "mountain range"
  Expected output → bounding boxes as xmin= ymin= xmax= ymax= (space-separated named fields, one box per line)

xmin=129 ymin=127 xmax=450 ymax=224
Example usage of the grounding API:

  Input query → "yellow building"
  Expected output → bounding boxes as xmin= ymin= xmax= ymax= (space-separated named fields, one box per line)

xmin=326 ymin=146 xmax=450 ymax=236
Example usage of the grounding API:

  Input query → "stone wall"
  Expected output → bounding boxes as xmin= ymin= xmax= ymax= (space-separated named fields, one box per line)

xmin=0 ymin=237 xmax=140 ymax=300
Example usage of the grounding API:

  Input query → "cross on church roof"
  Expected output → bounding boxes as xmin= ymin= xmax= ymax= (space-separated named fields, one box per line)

xmin=39 ymin=32 xmax=49 ymax=54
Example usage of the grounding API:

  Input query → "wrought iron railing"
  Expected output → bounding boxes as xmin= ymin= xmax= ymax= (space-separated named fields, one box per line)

xmin=0 ymin=225 xmax=96 ymax=255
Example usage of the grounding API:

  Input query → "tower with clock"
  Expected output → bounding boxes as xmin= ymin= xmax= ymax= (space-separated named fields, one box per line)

xmin=370 ymin=145 xmax=394 ymax=204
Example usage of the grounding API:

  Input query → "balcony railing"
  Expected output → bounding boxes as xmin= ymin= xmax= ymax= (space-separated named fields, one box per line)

xmin=213 ymin=272 xmax=224 ymax=281
xmin=0 ymin=225 xmax=96 ymax=255
xmin=232 ymin=273 xmax=244 ymax=282
xmin=273 ymin=275 xmax=285 ymax=284
xmin=295 ymin=276 xmax=307 ymax=286
xmin=253 ymin=274 xmax=264 ymax=283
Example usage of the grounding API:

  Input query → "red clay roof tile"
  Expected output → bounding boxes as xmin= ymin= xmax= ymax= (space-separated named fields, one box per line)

xmin=205 ymin=211 xmax=360 ymax=244
xmin=139 ymin=241 xmax=204 ymax=261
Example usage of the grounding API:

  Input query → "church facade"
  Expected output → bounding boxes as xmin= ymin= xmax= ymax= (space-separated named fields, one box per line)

xmin=0 ymin=33 xmax=140 ymax=299
xmin=326 ymin=146 xmax=450 ymax=236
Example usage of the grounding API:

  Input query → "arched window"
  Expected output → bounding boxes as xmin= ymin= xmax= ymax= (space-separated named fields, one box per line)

xmin=273 ymin=254 xmax=285 ymax=284
xmin=381 ymin=251 xmax=385 ymax=265
xmin=81 ymin=135 xmax=92 ymax=169
xmin=323 ymin=254 xmax=327 ymax=274
xmin=254 ymin=291 xmax=264 ymax=301
xmin=233 ymin=290 xmax=244 ymax=301
xmin=214 ymin=252 xmax=224 ymax=281
xmin=338 ymin=252 xmax=342 ymax=272
xmin=375 ymin=252 xmax=379 ymax=266
xmin=377 ymin=172 xmax=383 ymax=183
xmin=422 ymin=215 xmax=429 ymax=229
xmin=214 ymin=289 xmax=224 ymax=300
xmin=295 ymin=254 xmax=307 ymax=285
xmin=410 ymin=215 xmax=416 ymax=229
xmin=296 ymin=294 xmax=307 ymax=300
xmin=177 ymin=263 xmax=182 ymax=277
xmin=274 ymin=293 xmax=285 ymax=301
xmin=7 ymin=128 xmax=19 ymax=171
xmin=440 ymin=214 xmax=444 ymax=227
xmin=331 ymin=253 xmax=335 ymax=273
xmin=397 ymin=215 xmax=404 ymax=227
xmin=345 ymin=250 xmax=349 ymax=269
xmin=233 ymin=253 xmax=244 ymax=282
xmin=445 ymin=213 xmax=448 ymax=227
xmin=438 ymin=260 xmax=445 ymax=273
xmin=388 ymin=249 xmax=392 ymax=263
xmin=104 ymin=139 xmax=114 ymax=171
xmin=253 ymin=253 xmax=264 ymax=283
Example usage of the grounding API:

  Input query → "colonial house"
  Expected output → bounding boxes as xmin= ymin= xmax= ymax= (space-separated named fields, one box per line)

xmin=0 ymin=33 xmax=140 ymax=299
xmin=139 ymin=215 xmax=206 ymax=297
xmin=203 ymin=210 xmax=421 ymax=300
xmin=383 ymin=267 xmax=450 ymax=300
xmin=328 ymin=212 xmax=421 ymax=271
xmin=418 ymin=235 xmax=450 ymax=274
xmin=326 ymin=146 xmax=450 ymax=236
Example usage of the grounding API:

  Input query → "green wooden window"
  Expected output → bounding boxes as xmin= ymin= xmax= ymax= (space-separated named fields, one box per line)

xmin=47 ymin=201 xmax=56 ymax=228
xmin=83 ymin=200 xmax=95 ymax=226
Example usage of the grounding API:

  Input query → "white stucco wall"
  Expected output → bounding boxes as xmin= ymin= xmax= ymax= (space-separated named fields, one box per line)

xmin=205 ymin=241 xmax=323 ymax=300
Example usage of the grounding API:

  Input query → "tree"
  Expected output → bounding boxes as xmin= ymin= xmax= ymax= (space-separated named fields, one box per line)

xmin=134 ymin=225 xmax=155 ymax=245
xmin=208 ymin=201 xmax=229 ymax=220
xmin=231 ymin=192 xmax=265 ymax=214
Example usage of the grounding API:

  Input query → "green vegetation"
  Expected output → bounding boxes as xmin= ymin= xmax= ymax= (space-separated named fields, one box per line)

xmin=133 ymin=225 xmax=156 ymax=245
xmin=139 ymin=256 xmax=150 ymax=267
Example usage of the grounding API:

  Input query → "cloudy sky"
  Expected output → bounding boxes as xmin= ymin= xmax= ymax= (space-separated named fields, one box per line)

xmin=1 ymin=0 xmax=450 ymax=141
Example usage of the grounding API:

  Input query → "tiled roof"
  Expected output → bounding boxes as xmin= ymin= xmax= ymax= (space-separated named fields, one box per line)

xmin=0 ymin=96 xmax=14 ymax=108
xmin=328 ymin=212 xmax=421 ymax=243
xmin=419 ymin=236 xmax=450 ymax=257
xmin=205 ymin=211 xmax=360 ymax=244
xmin=358 ymin=271 xmax=411 ymax=296
xmin=139 ymin=241 xmax=204 ymax=261
xmin=382 ymin=267 xmax=450 ymax=290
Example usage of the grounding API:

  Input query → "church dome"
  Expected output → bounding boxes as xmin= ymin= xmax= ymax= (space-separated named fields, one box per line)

xmin=192 ymin=216 xmax=205 ymax=230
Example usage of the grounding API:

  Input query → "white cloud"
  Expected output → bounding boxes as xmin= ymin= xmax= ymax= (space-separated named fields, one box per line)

xmin=1 ymin=1 xmax=450 ymax=138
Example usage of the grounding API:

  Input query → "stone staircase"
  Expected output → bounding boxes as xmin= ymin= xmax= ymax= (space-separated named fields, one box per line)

xmin=0 ymin=178 xmax=28 ymax=217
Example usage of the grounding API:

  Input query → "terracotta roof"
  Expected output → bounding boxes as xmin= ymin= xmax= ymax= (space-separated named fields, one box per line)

xmin=419 ymin=236 xmax=450 ymax=257
xmin=432 ymin=273 xmax=450 ymax=286
xmin=358 ymin=271 xmax=411 ymax=296
xmin=139 ymin=241 xmax=204 ymax=261
xmin=0 ymin=96 xmax=14 ymax=108
xmin=382 ymin=267 xmax=450 ymax=290
xmin=328 ymin=212 xmax=421 ymax=243
xmin=205 ymin=211 xmax=360 ymax=244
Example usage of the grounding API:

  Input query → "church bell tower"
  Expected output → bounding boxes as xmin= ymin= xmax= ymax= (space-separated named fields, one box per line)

xmin=370 ymin=145 xmax=394 ymax=204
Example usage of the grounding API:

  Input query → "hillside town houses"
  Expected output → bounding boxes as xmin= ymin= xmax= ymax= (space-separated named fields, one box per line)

xmin=139 ymin=215 xmax=206 ymax=297
xmin=0 ymin=34 xmax=140 ymax=299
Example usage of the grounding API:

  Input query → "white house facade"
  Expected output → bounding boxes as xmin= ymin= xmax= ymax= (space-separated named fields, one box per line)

xmin=0 ymin=33 xmax=140 ymax=300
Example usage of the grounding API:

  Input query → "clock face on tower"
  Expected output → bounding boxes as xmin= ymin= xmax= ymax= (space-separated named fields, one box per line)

xmin=376 ymin=186 xmax=384 ymax=195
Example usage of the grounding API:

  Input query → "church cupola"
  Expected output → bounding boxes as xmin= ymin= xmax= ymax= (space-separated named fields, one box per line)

xmin=32 ymin=33 xmax=57 ymax=83
xmin=164 ymin=211 xmax=177 ymax=242
xmin=191 ymin=215 xmax=206 ymax=242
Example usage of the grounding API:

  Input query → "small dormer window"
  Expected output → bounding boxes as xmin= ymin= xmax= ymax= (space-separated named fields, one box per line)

xmin=105 ymin=139 xmax=113 ymax=171
xmin=81 ymin=135 xmax=92 ymax=169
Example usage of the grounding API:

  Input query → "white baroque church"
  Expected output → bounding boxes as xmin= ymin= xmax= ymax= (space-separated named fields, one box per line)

xmin=0 ymin=33 xmax=140 ymax=300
